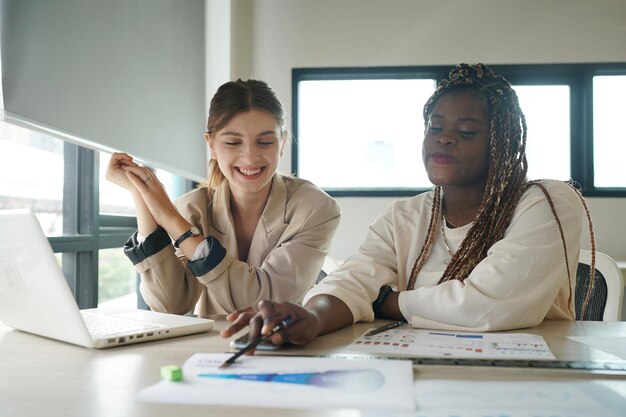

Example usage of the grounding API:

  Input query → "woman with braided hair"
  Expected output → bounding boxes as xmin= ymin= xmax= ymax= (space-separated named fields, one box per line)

xmin=222 ymin=63 xmax=594 ymax=345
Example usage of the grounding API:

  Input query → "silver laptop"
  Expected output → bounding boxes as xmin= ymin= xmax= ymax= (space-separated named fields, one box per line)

xmin=0 ymin=210 xmax=214 ymax=348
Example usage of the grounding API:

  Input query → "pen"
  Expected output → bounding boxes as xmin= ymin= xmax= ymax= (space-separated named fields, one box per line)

xmin=218 ymin=317 xmax=292 ymax=369
xmin=365 ymin=320 xmax=405 ymax=336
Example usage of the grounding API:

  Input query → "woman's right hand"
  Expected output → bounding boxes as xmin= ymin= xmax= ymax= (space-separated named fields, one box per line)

xmin=105 ymin=152 xmax=140 ymax=192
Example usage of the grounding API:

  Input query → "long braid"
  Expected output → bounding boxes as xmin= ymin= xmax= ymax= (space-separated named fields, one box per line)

xmin=528 ymin=181 xmax=574 ymax=316
xmin=574 ymin=187 xmax=597 ymax=318
xmin=408 ymin=64 xmax=593 ymax=314
xmin=407 ymin=186 xmax=441 ymax=290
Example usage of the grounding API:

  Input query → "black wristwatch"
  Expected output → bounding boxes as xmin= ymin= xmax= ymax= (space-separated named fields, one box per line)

xmin=372 ymin=285 xmax=393 ymax=318
xmin=173 ymin=227 xmax=201 ymax=248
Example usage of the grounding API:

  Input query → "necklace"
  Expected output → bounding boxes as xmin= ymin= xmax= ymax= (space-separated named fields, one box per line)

xmin=440 ymin=212 xmax=455 ymax=265
xmin=442 ymin=210 xmax=460 ymax=228
xmin=441 ymin=200 xmax=460 ymax=228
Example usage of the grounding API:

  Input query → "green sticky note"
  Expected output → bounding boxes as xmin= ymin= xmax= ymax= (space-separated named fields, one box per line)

xmin=160 ymin=365 xmax=183 ymax=381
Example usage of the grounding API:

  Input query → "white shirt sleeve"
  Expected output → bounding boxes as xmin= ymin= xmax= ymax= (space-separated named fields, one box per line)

xmin=191 ymin=239 xmax=210 ymax=261
xmin=304 ymin=202 xmax=419 ymax=323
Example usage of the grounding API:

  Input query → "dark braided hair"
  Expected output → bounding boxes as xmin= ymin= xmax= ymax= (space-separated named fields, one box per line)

xmin=406 ymin=63 xmax=596 ymax=318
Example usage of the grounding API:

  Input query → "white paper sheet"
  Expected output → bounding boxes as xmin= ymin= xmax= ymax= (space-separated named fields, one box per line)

xmin=138 ymin=353 xmax=415 ymax=411
xmin=409 ymin=379 xmax=626 ymax=417
xmin=348 ymin=329 xmax=555 ymax=359
xmin=568 ymin=336 xmax=626 ymax=360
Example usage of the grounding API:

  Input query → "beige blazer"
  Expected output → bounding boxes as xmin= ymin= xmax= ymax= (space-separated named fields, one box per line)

xmin=127 ymin=174 xmax=341 ymax=315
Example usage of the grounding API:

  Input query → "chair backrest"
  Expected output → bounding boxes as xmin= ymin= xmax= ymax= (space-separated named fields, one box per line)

xmin=315 ymin=256 xmax=342 ymax=284
xmin=575 ymin=249 xmax=624 ymax=321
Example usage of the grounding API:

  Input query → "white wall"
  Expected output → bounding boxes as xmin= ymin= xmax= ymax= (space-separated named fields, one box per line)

xmin=229 ymin=0 xmax=626 ymax=261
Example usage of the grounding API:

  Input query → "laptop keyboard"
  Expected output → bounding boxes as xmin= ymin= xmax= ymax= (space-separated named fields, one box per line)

xmin=81 ymin=312 xmax=163 ymax=337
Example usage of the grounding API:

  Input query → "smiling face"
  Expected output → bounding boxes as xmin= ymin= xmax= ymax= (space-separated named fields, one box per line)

xmin=422 ymin=91 xmax=491 ymax=191
xmin=208 ymin=109 xmax=284 ymax=199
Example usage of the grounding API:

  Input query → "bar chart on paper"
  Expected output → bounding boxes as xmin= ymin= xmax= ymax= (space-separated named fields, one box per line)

xmin=138 ymin=353 xmax=416 ymax=411
xmin=348 ymin=329 xmax=555 ymax=359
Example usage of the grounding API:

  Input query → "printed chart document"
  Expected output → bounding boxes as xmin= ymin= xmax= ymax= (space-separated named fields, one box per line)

xmin=138 ymin=353 xmax=415 ymax=411
xmin=409 ymin=379 xmax=625 ymax=417
xmin=348 ymin=328 xmax=555 ymax=359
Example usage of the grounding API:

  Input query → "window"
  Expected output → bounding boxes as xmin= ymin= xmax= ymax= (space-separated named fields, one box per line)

xmin=293 ymin=64 xmax=626 ymax=196
xmin=99 ymin=151 xmax=136 ymax=216
xmin=0 ymin=122 xmax=194 ymax=308
xmin=298 ymin=78 xmax=435 ymax=191
xmin=514 ymin=85 xmax=570 ymax=181
xmin=98 ymin=248 xmax=137 ymax=306
xmin=0 ymin=123 xmax=64 ymax=235
xmin=593 ymin=75 xmax=626 ymax=188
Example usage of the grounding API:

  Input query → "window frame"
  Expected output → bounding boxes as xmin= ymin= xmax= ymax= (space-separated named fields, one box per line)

xmin=292 ymin=63 xmax=626 ymax=197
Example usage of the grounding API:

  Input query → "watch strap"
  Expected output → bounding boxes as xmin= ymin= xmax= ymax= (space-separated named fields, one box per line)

xmin=372 ymin=285 xmax=393 ymax=318
xmin=174 ymin=227 xmax=200 ymax=248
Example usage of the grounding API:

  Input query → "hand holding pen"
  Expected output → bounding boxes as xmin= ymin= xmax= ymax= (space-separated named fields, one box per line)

xmin=221 ymin=300 xmax=324 ymax=361
xmin=219 ymin=317 xmax=292 ymax=369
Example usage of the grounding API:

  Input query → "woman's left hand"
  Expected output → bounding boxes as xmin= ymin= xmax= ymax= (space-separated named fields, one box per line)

xmin=105 ymin=152 xmax=141 ymax=192
xmin=220 ymin=307 xmax=257 ymax=338
xmin=123 ymin=165 xmax=179 ymax=227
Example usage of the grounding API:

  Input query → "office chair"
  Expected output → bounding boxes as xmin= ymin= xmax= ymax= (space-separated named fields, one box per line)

xmin=315 ymin=256 xmax=342 ymax=284
xmin=575 ymin=249 xmax=624 ymax=321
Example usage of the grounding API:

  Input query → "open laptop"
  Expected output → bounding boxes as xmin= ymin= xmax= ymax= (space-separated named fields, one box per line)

xmin=0 ymin=210 xmax=214 ymax=348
